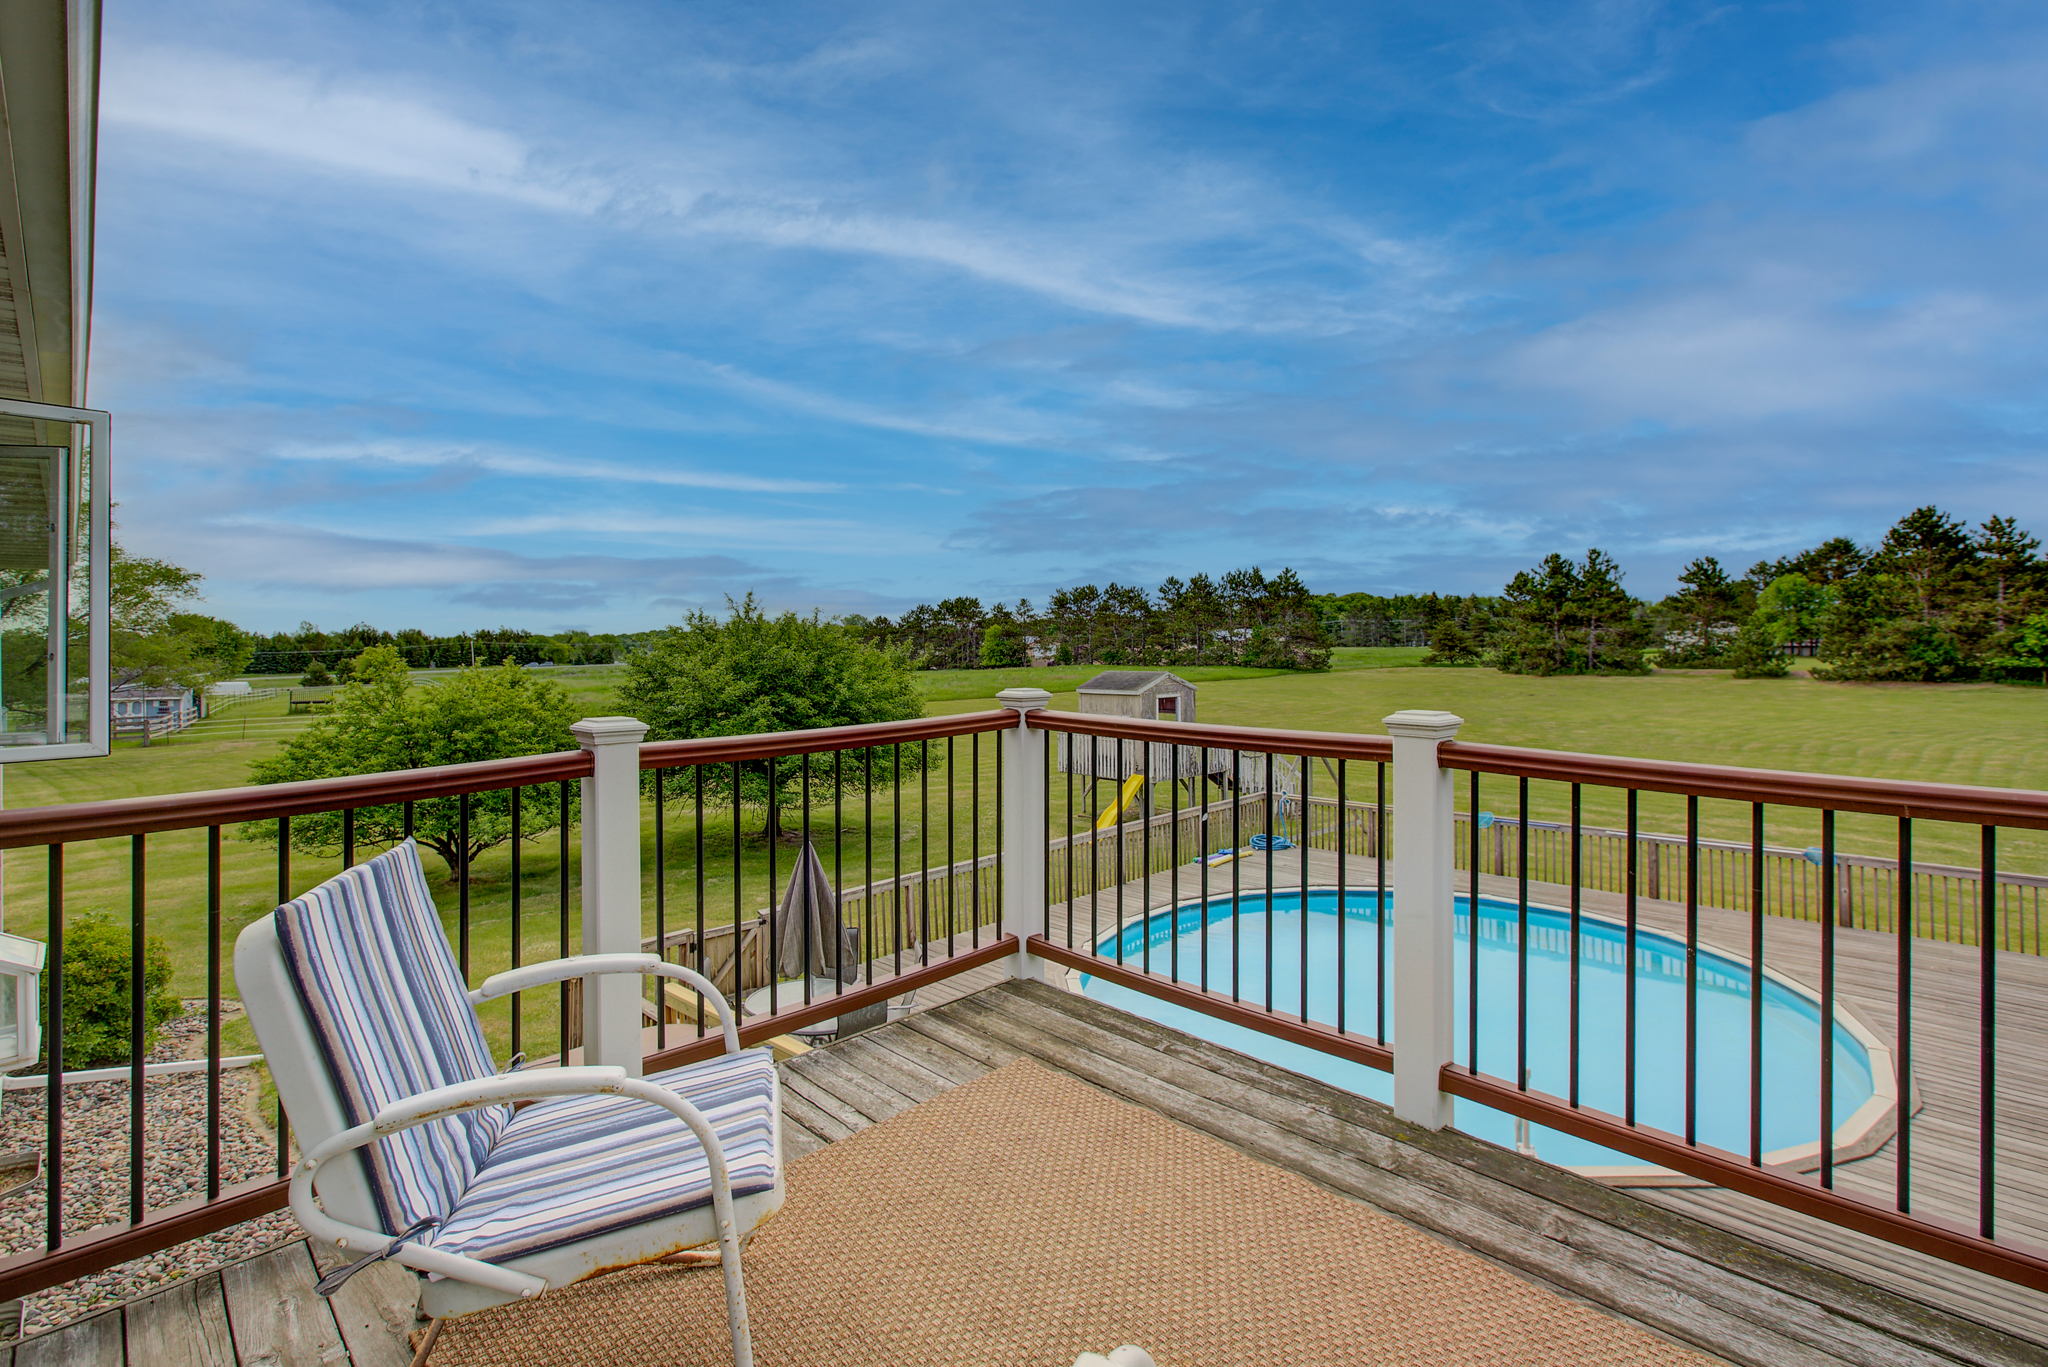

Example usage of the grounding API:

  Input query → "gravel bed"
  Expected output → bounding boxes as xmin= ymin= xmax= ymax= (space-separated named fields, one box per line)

xmin=0 ymin=1003 xmax=301 ymax=1336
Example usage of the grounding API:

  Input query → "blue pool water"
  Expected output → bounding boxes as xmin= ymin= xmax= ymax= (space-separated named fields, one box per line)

xmin=1076 ymin=891 xmax=1877 ymax=1171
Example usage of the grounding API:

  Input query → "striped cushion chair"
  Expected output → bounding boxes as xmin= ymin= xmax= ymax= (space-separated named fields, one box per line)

xmin=236 ymin=840 xmax=782 ymax=1367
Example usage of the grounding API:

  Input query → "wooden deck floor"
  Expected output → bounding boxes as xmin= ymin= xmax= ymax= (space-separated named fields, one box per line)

xmin=1038 ymin=847 xmax=2048 ymax=1346
xmin=11 ymin=977 xmax=2047 ymax=1366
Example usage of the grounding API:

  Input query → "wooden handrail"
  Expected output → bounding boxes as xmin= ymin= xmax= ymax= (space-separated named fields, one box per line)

xmin=0 ymin=749 xmax=593 ymax=849
xmin=1029 ymin=709 xmax=1395 ymax=761
xmin=639 ymin=710 xmax=1016 ymax=769
xmin=1439 ymin=741 xmax=2048 ymax=830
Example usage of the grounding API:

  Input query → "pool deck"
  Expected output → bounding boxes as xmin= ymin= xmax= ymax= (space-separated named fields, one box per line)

xmin=15 ymin=980 xmax=2045 ymax=1366
xmin=1037 ymin=846 xmax=2048 ymax=1348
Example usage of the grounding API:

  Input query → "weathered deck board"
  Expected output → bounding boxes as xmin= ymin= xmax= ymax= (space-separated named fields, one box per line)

xmin=218 ymin=1242 xmax=350 ymax=1367
xmin=122 ymin=1272 xmax=233 ymax=1367
xmin=14 ymin=975 xmax=2043 ymax=1366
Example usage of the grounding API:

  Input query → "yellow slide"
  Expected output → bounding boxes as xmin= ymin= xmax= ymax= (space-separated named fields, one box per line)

xmin=1095 ymin=772 xmax=1147 ymax=830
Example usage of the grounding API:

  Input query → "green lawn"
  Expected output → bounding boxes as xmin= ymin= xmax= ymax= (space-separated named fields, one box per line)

xmin=8 ymin=661 xmax=2045 ymax=1061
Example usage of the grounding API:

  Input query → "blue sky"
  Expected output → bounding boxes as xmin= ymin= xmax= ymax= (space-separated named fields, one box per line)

xmin=95 ymin=0 xmax=2048 ymax=632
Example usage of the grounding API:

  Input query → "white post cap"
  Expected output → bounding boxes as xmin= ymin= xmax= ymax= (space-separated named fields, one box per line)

xmin=570 ymin=716 xmax=650 ymax=747
xmin=995 ymin=687 xmax=1054 ymax=713
xmin=1382 ymin=709 xmax=1464 ymax=741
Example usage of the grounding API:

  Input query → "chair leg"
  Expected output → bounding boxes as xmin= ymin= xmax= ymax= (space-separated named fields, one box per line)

xmin=714 ymin=1218 xmax=753 ymax=1367
xmin=409 ymin=1318 xmax=444 ymax=1367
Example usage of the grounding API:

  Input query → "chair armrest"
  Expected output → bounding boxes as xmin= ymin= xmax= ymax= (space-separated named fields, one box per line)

xmin=469 ymin=954 xmax=741 ymax=1054
xmin=292 ymin=1066 xmax=753 ymax=1297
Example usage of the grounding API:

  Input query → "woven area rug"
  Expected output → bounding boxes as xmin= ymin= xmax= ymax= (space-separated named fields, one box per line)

xmin=426 ymin=1059 xmax=1717 ymax=1366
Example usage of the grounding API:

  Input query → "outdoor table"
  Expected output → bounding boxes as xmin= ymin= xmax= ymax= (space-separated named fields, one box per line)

xmin=741 ymin=976 xmax=887 ymax=1041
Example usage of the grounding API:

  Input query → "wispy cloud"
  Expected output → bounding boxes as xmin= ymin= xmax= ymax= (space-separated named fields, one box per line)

xmin=275 ymin=439 xmax=843 ymax=494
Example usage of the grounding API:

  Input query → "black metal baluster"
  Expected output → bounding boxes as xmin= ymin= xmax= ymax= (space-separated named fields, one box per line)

xmin=918 ymin=741 xmax=930 ymax=967
xmin=1335 ymin=759 xmax=1348 ymax=1034
xmin=767 ymin=761 xmax=780 ymax=1015
xmin=644 ymin=772 xmax=662 ymax=1045
xmin=970 ymin=734 xmax=982 ymax=950
xmin=1199 ymin=751 xmax=1211 ymax=995
xmin=862 ymin=749 xmax=875 ymax=983
xmin=403 ymin=800 xmax=416 ymax=841
xmin=833 ymin=752 xmax=845 ymax=985
xmin=949 ymin=736 xmax=960 ymax=950
xmin=1264 ymin=751 xmax=1276 ymax=1012
xmin=1375 ymin=761 xmax=1387 ymax=1042
xmin=1170 ymin=743 xmax=1181 ymax=985
xmin=207 ymin=827 xmax=223 ymax=1201
xmin=458 ymin=792 xmax=471 ymax=979
xmin=696 ymin=766 xmax=708 ymax=1032
xmin=1468 ymin=770 xmax=1480 ymax=1074
xmin=1897 ymin=816 xmax=1913 ymax=1211
xmin=1981 ymin=824 xmax=1998 ymax=1238
xmin=1091 ymin=735 xmax=1102 ymax=958
xmin=802 ymin=753 xmax=815 ymax=999
xmin=1569 ymin=784 xmax=1582 ymax=1108
xmin=558 ymin=781 xmax=570 ymax=1052
xmin=275 ymin=818 xmax=291 ymax=1174
xmin=130 ymin=835 xmax=147 ymax=1225
xmin=1142 ymin=742 xmax=1154 ymax=980
xmin=1041 ymin=734 xmax=1051 ymax=947
xmin=1686 ymin=795 xmax=1700 ymax=1147
xmin=342 ymin=807 xmax=356 ymax=869
xmin=731 ymin=764 xmax=744 ymax=1009
xmin=1524 ymin=779 xmax=1535 ymax=1097
xmin=1233 ymin=751 xmax=1243 ymax=1001
xmin=1821 ymin=809 xmax=1837 ymax=1188
xmin=1300 ymin=754 xmax=1311 ymax=1021
xmin=1065 ymin=739 xmax=1076 ymax=951
xmin=1750 ymin=803 xmax=1765 ymax=1166
xmin=1115 ymin=739 xmax=1128 ymax=967
xmin=510 ymin=787 xmax=524 ymax=1057
xmin=891 ymin=743 xmax=903 ymax=976
xmin=45 ymin=845 xmax=64 ymax=1251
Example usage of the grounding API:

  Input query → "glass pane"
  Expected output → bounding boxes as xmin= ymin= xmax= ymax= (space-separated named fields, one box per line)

xmin=0 ymin=443 xmax=65 ymax=747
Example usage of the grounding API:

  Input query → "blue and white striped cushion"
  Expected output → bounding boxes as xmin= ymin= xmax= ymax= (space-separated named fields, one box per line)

xmin=426 ymin=1048 xmax=779 ymax=1264
xmin=273 ymin=840 xmax=507 ymax=1233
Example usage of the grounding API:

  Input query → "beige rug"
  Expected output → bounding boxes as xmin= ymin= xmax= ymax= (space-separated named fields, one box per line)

xmin=427 ymin=1060 xmax=1716 ymax=1366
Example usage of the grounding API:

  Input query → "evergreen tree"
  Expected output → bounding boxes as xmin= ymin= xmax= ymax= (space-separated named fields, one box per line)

xmin=1727 ymin=615 xmax=1791 ymax=678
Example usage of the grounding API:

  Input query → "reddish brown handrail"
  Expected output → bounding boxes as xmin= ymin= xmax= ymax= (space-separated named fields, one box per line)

xmin=1439 ymin=741 xmax=2048 ymax=830
xmin=639 ymin=710 xmax=1016 ymax=770
xmin=1439 ymin=1067 xmax=2048 ymax=1294
xmin=1030 ymin=710 xmax=1395 ymax=762
xmin=0 ymin=749 xmax=594 ymax=849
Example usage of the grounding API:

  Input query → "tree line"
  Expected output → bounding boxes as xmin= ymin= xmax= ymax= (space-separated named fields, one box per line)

xmin=1419 ymin=507 xmax=2048 ymax=682
xmin=846 ymin=566 xmax=1332 ymax=672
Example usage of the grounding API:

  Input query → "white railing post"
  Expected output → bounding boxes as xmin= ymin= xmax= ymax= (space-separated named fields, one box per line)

xmin=572 ymin=716 xmax=649 ymax=1074
xmin=996 ymin=688 xmax=1053 ymax=981
xmin=1385 ymin=708 xmax=1464 ymax=1129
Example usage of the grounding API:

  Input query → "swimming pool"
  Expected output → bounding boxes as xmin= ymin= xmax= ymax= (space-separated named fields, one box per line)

xmin=1075 ymin=890 xmax=1888 ymax=1178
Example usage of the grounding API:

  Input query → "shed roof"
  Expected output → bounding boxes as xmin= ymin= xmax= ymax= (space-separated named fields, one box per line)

xmin=1077 ymin=670 xmax=1189 ymax=694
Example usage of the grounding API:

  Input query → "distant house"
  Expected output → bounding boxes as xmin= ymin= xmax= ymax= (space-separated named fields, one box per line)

xmin=111 ymin=684 xmax=200 ymax=735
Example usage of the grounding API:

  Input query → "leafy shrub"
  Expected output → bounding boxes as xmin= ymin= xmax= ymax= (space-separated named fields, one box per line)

xmin=53 ymin=914 xmax=181 ymax=1070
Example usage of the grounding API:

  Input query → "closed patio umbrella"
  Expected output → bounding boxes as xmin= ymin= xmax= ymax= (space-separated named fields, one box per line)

xmin=773 ymin=840 xmax=858 ymax=983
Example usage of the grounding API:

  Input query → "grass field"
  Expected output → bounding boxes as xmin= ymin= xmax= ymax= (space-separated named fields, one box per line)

xmin=5 ymin=658 xmax=2043 ymax=1060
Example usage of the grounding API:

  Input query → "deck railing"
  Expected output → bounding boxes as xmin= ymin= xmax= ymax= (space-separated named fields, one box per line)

xmin=0 ymin=709 xmax=1022 ymax=1313
xmin=1020 ymin=701 xmax=2048 ymax=1299
xmin=7 ymin=689 xmax=2048 ymax=1318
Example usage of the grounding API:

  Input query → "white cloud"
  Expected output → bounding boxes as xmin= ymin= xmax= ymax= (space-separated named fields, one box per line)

xmin=274 ymin=438 xmax=842 ymax=494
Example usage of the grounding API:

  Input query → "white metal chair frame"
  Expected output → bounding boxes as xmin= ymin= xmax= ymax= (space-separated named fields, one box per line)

xmin=238 ymin=921 xmax=776 ymax=1367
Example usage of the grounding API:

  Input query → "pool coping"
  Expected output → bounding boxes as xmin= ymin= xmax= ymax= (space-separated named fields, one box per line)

xmin=1052 ymin=885 xmax=1903 ymax=1190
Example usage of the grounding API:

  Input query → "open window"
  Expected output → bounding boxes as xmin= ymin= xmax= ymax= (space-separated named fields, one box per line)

xmin=1155 ymin=695 xmax=1179 ymax=720
xmin=0 ymin=398 xmax=109 ymax=761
